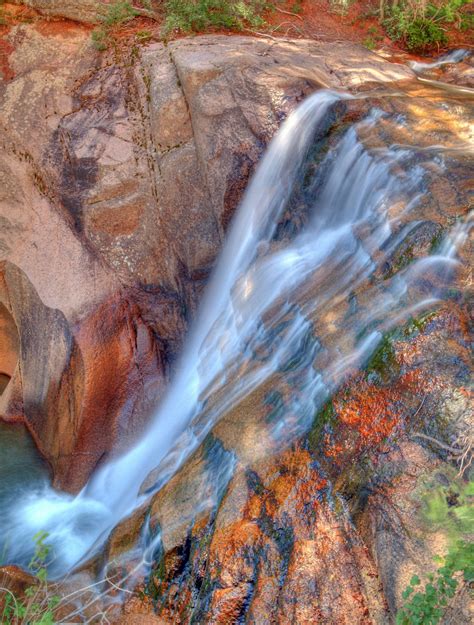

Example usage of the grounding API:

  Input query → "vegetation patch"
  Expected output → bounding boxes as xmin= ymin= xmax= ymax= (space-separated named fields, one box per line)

xmin=89 ymin=1 xmax=473 ymax=53
xmin=383 ymin=0 xmax=473 ymax=50
xmin=92 ymin=0 xmax=154 ymax=50
xmin=417 ymin=470 xmax=473 ymax=542
xmin=402 ymin=310 xmax=437 ymax=339
xmin=1 ymin=532 xmax=60 ymax=625
xmin=365 ymin=332 xmax=398 ymax=383
xmin=163 ymin=0 xmax=270 ymax=35
xmin=397 ymin=544 xmax=472 ymax=625
xmin=91 ymin=0 xmax=270 ymax=49
xmin=429 ymin=230 xmax=444 ymax=254
xmin=308 ymin=399 xmax=336 ymax=451
xmin=398 ymin=473 xmax=474 ymax=624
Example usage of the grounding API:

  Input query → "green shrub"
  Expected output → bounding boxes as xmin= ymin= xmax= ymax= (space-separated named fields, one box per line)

xmin=384 ymin=5 xmax=446 ymax=50
xmin=290 ymin=0 xmax=304 ymax=14
xmin=363 ymin=36 xmax=377 ymax=50
xmin=422 ymin=477 xmax=474 ymax=536
xmin=397 ymin=476 xmax=474 ymax=624
xmin=91 ymin=27 xmax=109 ymax=51
xmin=91 ymin=0 xmax=142 ymax=50
xmin=1 ymin=531 xmax=60 ymax=625
xmin=384 ymin=0 xmax=471 ymax=50
xmin=91 ymin=0 xmax=270 ymax=48
xmin=102 ymin=0 xmax=141 ymax=27
xmin=427 ymin=0 xmax=473 ymax=26
xmin=163 ymin=0 xmax=269 ymax=34
xmin=135 ymin=29 xmax=153 ymax=42
xmin=397 ymin=540 xmax=473 ymax=625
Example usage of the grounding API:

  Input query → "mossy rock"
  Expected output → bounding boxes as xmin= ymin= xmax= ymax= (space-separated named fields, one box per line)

xmin=365 ymin=332 xmax=399 ymax=383
xmin=308 ymin=399 xmax=336 ymax=451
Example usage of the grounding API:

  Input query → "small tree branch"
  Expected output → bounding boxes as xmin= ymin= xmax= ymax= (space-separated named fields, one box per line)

xmin=411 ymin=431 xmax=462 ymax=454
xmin=412 ymin=395 xmax=426 ymax=422
xmin=275 ymin=7 xmax=304 ymax=21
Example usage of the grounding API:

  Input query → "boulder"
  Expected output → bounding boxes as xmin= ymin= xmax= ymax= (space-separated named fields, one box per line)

xmin=9 ymin=0 xmax=108 ymax=23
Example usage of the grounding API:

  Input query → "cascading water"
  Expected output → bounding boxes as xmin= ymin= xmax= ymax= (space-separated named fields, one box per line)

xmin=409 ymin=48 xmax=470 ymax=73
xmin=1 ymin=79 xmax=471 ymax=583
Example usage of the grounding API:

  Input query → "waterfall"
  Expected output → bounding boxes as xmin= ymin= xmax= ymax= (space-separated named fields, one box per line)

xmin=409 ymin=49 xmax=470 ymax=73
xmin=1 ymin=88 xmax=470 ymax=579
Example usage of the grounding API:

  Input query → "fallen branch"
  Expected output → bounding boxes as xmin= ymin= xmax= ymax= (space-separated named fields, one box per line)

xmin=411 ymin=431 xmax=462 ymax=454
xmin=411 ymin=430 xmax=473 ymax=476
xmin=244 ymin=28 xmax=288 ymax=42
xmin=275 ymin=6 xmax=304 ymax=21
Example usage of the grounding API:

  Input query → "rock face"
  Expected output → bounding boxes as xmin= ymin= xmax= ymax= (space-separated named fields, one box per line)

xmin=1 ymin=15 xmax=472 ymax=625
xmin=117 ymin=302 xmax=472 ymax=625
xmin=0 ymin=23 xmax=415 ymax=490
xmin=0 ymin=301 xmax=18 ymax=390
xmin=9 ymin=0 xmax=108 ymax=23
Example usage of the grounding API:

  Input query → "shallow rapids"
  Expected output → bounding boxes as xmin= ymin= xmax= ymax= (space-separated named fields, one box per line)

xmin=1 ymin=67 xmax=472 ymax=580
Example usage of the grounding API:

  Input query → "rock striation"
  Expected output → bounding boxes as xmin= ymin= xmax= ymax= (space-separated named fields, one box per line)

xmin=0 ymin=15 xmax=472 ymax=625
xmin=0 ymin=22 xmax=415 ymax=490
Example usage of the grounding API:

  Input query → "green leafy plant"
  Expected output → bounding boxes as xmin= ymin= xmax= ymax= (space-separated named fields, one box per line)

xmin=383 ymin=0 xmax=472 ymax=50
xmin=102 ymin=0 xmax=141 ymax=27
xmin=397 ymin=540 xmax=473 ymax=625
xmin=427 ymin=0 xmax=474 ymax=30
xmin=290 ymin=0 xmax=304 ymax=14
xmin=363 ymin=36 xmax=377 ymax=49
xmin=91 ymin=27 xmax=109 ymax=51
xmin=422 ymin=477 xmax=474 ymax=535
xmin=91 ymin=0 xmax=143 ymax=50
xmin=1 ymin=531 xmax=60 ymax=625
xmin=163 ymin=0 xmax=269 ymax=35
xmin=397 ymin=476 xmax=474 ymax=624
xmin=91 ymin=0 xmax=270 ymax=48
xmin=384 ymin=5 xmax=446 ymax=50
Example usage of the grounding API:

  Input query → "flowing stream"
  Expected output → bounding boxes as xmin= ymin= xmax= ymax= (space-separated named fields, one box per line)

xmin=1 ymin=53 xmax=472 ymax=582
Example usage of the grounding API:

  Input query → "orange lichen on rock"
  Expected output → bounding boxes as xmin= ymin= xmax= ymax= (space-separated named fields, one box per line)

xmin=0 ymin=37 xmax=14 ymax=80
xmin=324 ymin=368 xmax=426 ymax=460
xmin=259 ymin=447 xmax=328 ymax=518
xmin=322 ymin=302 xmax=473 ymax=465
xmin=131 ymin=440 xmax=388 ymax=623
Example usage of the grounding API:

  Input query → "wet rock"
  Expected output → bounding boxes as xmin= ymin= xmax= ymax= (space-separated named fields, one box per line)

xmin=118 ymin=300 xmax=472 ymax=623
xmin=134 ymin=447 xmax=389 ymax=624
xmin=0 ymin=25 xmax=418 ymax=489
xmin=0 ymin=566 xmax=34 ymax=599
xmin=0 ymin=16 xmax=471 ymax=623
xmin=420 ymin=53 xmax=474 ymax=89
xmin=0 ymin=261 xmax=164 ymax=490
xmin=382 ymin=220 xmax=443 ymax=278
xmin=443 ymin=59 xmax=474 ymax=88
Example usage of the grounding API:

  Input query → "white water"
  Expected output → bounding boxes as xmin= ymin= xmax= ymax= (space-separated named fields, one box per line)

xmin=1 ymin=88 xmax=471 ymax=579
xmin=409 ymin=48 xmax=470 ymax=73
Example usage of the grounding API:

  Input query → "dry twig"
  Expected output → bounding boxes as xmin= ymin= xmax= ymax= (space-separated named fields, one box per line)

xmin=275 ymin=6 xmax=304 ymax=21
